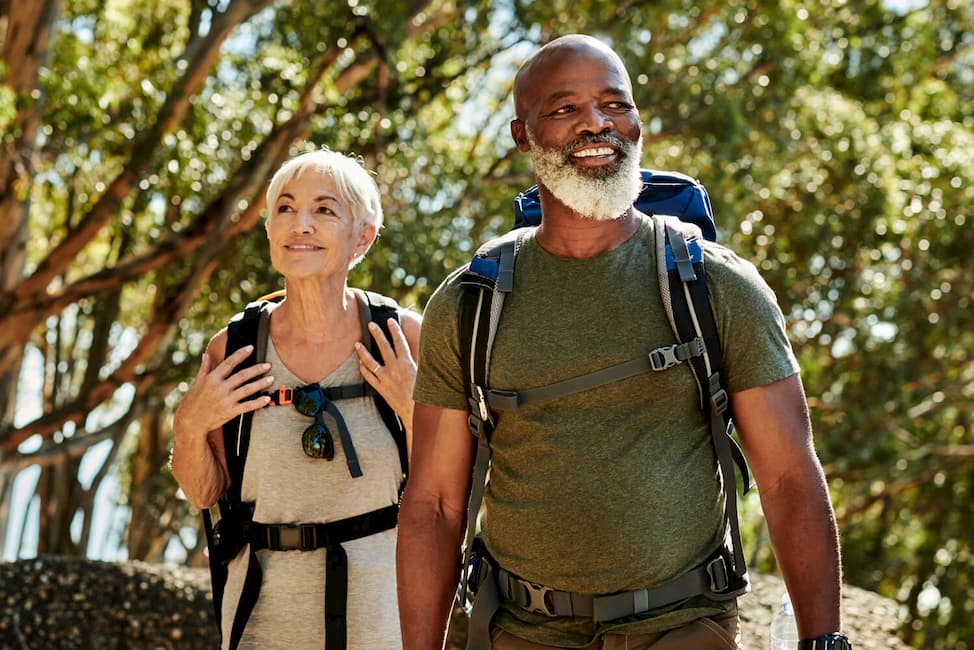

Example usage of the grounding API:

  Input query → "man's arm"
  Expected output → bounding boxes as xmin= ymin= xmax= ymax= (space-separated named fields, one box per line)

xmin=397 ymin=402 xmax=475 ymax=650
xmin=732 ymin=373 xmax=842 ymax=638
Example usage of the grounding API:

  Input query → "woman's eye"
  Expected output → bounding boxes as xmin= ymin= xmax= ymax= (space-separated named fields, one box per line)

xmin=317 ymin=206 xmax=336 ymax=216
xmin=277 ymin=204 xmax=294 ymax=213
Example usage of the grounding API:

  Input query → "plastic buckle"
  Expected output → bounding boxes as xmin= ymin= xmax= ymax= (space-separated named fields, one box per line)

xmin=650 ymin=345 xmax=681 ymax=371
xmin=276 ymin=385 xmax=293 ymax=405
xmin=706 ymin=556 xmax=730 ymax=593
xmin=519 ymin=580 xmax=556 ymax=616
xmin=271 ymin=525 xmax=317 ymax=550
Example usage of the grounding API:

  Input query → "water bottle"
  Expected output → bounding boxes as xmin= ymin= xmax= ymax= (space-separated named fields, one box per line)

xmin=769 ymin=591 xmax=799 ymax=649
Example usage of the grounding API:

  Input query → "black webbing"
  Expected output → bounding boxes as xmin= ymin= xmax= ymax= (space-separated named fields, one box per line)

xmin=234 ymin=504 xmax=399 ymax=650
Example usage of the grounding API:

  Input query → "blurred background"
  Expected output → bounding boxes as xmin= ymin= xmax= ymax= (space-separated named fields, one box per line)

xmin=0 ymin=1 xmax=971 ymax=647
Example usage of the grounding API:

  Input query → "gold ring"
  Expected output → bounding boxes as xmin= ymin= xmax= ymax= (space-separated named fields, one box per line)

xmin=372 ymin=364 xmax=382 ymax=374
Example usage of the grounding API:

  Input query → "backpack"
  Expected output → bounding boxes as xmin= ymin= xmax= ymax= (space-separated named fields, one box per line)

xmin=456 ymin=170 xmax=751 ymax=649
xmin=201 ymin=288 xmax=407 ymax=649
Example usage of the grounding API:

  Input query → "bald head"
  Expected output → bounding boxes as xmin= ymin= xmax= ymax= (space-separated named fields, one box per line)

xmin=513 ymin=35 xmax=633 ymax=120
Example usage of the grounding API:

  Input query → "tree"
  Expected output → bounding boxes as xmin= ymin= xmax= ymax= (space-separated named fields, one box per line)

xmin=1 ymin=1 xmax=971 ymax=647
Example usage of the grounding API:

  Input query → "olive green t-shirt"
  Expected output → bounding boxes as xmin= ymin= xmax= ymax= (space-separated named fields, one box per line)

xmin=414 ymin=216 xmax=799 ymax=646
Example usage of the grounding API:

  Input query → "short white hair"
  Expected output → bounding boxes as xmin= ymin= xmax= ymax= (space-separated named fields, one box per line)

xmin=265 ymin=149 xmax=383 ymax=266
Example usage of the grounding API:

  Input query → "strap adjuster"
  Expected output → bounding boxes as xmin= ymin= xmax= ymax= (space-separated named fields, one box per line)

xmin=705 ymin=555 xmax=730 ymax=593
xmin=472 ymin=384 xmax=491 ymax=422
xmin=710 ymin=387 xmax=729 ymax=414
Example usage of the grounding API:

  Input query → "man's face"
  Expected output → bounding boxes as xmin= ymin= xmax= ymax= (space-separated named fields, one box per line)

xmin=513 ymin=44 xmax=644 ymax=220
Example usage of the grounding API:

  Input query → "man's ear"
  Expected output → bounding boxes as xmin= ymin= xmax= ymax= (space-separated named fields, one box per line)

xmin=511 ymin=119 xmax=530 ymax=152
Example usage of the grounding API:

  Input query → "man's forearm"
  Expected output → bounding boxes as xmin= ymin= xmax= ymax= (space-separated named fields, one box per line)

xmin=397 ymin=492 xmax=466 ymax=650
xmin=761 ymin=457 xmax=842 ymax=638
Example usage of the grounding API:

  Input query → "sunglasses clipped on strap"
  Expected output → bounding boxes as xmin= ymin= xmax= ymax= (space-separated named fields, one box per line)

xmin=263 ymin=383 xmax=376 ymax=477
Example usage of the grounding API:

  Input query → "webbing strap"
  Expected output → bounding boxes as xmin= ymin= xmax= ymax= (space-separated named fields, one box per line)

xmin=483 ymin=354 xmax=657 ymax=411
xmin=231 ymin=505 xmax=398 ymax=650
xmin=666 ymin=221 xmax=698 ymax=282
xmin=458 ymin=438 xmax=492 ymax=604
xmin=325 ymin=539 xmax=350 ymax=648
xmin=492 ymin=545 xmax=743 ymax=622
xmin=465 ymin=560 xmax=500 ymax=650
xmin=321 ymin=397 xmax=363 ymax=478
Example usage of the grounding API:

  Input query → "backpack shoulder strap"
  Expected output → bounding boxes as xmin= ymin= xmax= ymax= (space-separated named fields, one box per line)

xmin=354 ymin=288 xmax=408 ymax=480
xmin=202 ymin=299 xmax=271 ymax=639
xmin=222 ymin=300 xmax=273 ymax=490
xmin=455 ymin=227 xmax=532 ymax=604
xmin=651 ymin=214 xmax=750 ymax=582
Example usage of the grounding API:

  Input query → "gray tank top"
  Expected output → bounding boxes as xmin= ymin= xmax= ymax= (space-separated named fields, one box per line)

xmin=220 ymin=320 xmax=403 ymax=649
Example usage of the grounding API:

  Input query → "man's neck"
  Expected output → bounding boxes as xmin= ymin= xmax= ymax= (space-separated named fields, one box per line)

xmin=534 ymin=203 xmax=640 ymax=259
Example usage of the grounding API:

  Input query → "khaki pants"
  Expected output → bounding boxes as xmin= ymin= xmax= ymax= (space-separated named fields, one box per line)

xmin=488 ymin=606 xmax=741 ymax=650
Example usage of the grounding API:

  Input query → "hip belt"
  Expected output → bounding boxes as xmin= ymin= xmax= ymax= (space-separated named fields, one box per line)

xmin=495 ymin=552 xmax=737 ymax=620
xmin=464 ymin=542 xmax=747 ymax=650
xmin=227 ymin=504 xmax=399 ymax=650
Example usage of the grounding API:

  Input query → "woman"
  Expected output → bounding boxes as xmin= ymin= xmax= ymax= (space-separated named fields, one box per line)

xmin=171 ymin=149 xmax=421 ymax=649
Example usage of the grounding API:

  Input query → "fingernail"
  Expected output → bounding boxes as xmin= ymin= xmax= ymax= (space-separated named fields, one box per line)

xmin=368 ymin=322 xmax=378 ymax=330
xmin=262 ymin=363 xmax=271 ymax=370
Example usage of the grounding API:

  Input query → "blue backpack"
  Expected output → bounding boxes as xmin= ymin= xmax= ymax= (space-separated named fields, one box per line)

xmin=455 ymin=170 xmax=752 ymax=650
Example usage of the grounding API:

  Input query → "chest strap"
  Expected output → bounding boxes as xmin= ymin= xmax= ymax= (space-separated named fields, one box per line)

xmin=229 ymin=504 xmax=399 ymax=650
xmin=260 ymin=382 xmax=378 ymax=407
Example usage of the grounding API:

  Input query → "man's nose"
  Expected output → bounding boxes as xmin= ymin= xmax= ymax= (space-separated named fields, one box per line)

xmin=575 ymin=104 xmax=612 ymax=135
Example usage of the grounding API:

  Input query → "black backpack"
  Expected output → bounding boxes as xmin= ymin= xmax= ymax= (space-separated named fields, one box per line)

xmin=201 ymin=288 xmax=407 ymax=649
xmin=456 ymin=171 xmax=752 ymax=650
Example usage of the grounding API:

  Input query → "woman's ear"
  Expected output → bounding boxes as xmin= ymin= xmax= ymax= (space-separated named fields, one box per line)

xmin=355 ymin=223 xmax=378 ymax=255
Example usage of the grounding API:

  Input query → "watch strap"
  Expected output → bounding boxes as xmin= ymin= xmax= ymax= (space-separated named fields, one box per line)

xmin=798 ymin=633 xmax=853 ymax=650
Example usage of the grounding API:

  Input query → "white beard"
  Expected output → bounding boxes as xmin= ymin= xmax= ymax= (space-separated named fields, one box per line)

xmin=527 ymin=130 xmax=643 ymax=221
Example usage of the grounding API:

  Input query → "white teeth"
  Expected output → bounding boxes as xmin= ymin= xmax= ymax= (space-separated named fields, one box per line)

xmin=572 ymin=147 xmax=615 ymax=157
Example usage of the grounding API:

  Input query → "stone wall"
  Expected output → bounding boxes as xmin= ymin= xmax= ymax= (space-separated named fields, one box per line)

xmin=0 ymin=556 xmax=908 ymax=649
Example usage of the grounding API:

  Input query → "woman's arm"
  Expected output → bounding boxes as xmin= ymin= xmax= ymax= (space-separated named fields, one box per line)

xmin=170 ymin=332 xmax=275 ymax=509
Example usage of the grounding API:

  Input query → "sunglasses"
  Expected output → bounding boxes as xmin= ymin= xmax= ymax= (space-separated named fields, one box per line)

xmin=292 ymin=384 xmax=336 ymax=460
xmin=287 ymin=384 xmax=363 ymax=478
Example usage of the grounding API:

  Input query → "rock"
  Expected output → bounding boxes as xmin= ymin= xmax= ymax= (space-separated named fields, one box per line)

xmin=0 ymin=557 xmax=907 ymax=648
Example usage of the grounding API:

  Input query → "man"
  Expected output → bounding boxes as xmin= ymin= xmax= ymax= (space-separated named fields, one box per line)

xmin=398 ymin=34 xmax=849 ymax=650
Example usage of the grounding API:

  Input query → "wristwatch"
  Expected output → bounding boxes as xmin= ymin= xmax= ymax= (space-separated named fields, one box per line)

xmin=798 ymin=633 xmax=853 ymax=650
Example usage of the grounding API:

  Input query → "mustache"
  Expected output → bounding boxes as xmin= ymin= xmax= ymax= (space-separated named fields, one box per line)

xmin=561 ymin=134 xmax=629 ymax=158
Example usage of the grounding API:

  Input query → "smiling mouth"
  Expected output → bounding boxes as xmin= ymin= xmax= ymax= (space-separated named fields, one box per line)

xmin=285 ymin=244 xmax=322 ymax=251
xmin=572 ymin=146 xmax=617 ymax=158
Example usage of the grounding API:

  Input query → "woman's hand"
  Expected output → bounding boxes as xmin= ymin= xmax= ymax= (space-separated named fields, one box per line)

xmin=355 ymin=318 xmax=417 ymax=427
xmin=174 ymin=345 xmax=275 ymax=437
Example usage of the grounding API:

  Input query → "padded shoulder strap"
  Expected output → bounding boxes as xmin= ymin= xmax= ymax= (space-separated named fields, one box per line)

xmin=222 ymin=301 xmax=273 ymax=501
xmin=652 ymin=215 xmax=750 ymax=581
xmin=354 ymin=289 xmax=408 ymax=480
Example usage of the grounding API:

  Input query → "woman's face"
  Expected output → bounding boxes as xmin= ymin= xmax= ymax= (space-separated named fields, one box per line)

xmin=264 ymin=167 xmax=375 ymax=281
